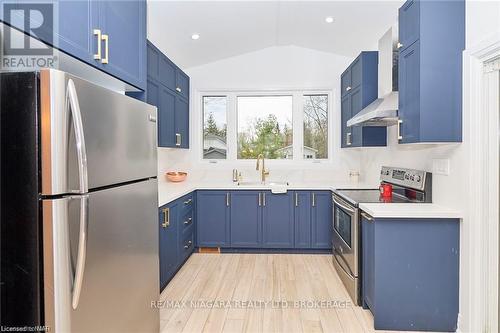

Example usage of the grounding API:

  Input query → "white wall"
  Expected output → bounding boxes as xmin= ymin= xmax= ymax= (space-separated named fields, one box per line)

xmin=158 ymin=45 xmax=363 ymax=184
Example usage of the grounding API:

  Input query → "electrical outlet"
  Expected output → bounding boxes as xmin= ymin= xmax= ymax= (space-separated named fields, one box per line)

xmin=432 ymin=159 xmax=450 ymax=175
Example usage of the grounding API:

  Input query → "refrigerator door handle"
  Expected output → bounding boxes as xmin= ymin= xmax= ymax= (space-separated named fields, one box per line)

xmin=72 ymin=194 xmax=89 ymax=309
xmin=66 ymin=79 xmax=88 ymax=193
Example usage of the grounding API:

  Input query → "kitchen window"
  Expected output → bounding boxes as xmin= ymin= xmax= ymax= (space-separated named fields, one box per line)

xmin=303 ymin=94 xmax=328 ymax=159
xmin=203 ymin=96 xmax=227 ymax=159
xmin=237 ymin=96 xmax=293 ymax=159
xmin=199 ymin=90 xmax=332 ymax=162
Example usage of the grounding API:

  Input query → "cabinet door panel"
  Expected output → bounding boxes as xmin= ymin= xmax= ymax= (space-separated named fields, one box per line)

xmin=158 ymin=87 xmax=176 ymax=147
xmin=176 ymin=70 xmax=190 ymax=100
xmin=398 ymin=41 xmax=420 ymax=143
xmin=341 ymin=94 xmax=351 ymax=148
xmin=350 ymin=57 xmax=362 ymax=90
xmin=159 ymin=57 xmax=176 ymax=92
xmin=294 ymin=191 xmax=312 ymax=248
xmin=230 ymin=191 xmax=261 ymax=248
xmin=262 ymin=192 xmax=294 ymax=248
xmin=349 ymin=87 xmax=363 ymax=147
xmin=362 ymin=216 xmax=375 ymax=310
xmin=197 ymin=191 xmax=230 ymax=247
xmin=159 ymin=203 xmax=178 ymax=290
xmin=147 ymin=42 xmax=159 ymax=81
xmin=58 ymin=0 xmax=99 ymax=66
xmin=99 ymin=0 xmax=146 ymax=89
xmin=341 ymin=69 xmax=351 ymax=97
xmin=398 ymin=0 xmax=420 ymax=51
xmin=175 ymin=97 xmax=189 ymax=148
xmin=312 ymin=192 xmax=332 ymax=249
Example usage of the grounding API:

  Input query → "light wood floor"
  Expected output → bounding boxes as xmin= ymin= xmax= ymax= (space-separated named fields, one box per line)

xmin=159 ymin=253 xmax=411 ymax=333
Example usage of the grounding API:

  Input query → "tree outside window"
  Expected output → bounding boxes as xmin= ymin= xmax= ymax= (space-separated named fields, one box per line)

xmin=303 ymin=94 xmax=328 ymax=159
xmin=237 ymin=96 xmax=293 ymax=159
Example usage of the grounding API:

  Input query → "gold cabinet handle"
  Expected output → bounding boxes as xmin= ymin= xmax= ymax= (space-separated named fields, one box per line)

xmin=346 ymin=86 xmax=352 ymax=91
xmin=176 ymin=87 xmax=182 ymax=93
xmin=184 ymin=198 xmax=192 ymax=205
xmin=226 ymin=193 xmax=230 ymax=207
xmin=183 ymin=217 xmax=192 ymax=225
xmin=262 ymin=193 xmax=266 ymax=206
xmin=93 ymin=29 xmax=101 ymax=60
xmin=258 ymin=193 xmax=262 ymax=206
xmin=397 ymin=42 xmax=403 ymax=49
xmin=397 ymin=119 xmax=403 ymax=140
xmin=184 ymin=240 xmax=192 ymax=249
xmin=101 ymin=34 xmax=109 ymax=64
xmin=161 ymin=207 xmax=170 ymax=228
xmin=346 ymin=132 xmax=352 ymax=146
xmin=175 ymin=133 xmax=182 ymax=146
xmin=295 ymin=193 xmax=298 ymax=207
xmin=312 ymin=193 xmax=316 ymax=207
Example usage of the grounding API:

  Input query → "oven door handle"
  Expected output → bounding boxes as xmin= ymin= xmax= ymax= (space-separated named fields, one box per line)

xmin=333 ymin=196 xmax=355 ymax=215
xmin=333 ymin=246 xmax=356 ymax=277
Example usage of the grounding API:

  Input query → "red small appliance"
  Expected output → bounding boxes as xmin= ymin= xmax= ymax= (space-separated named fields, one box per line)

xmin=379 ymin=183 xmax=393 ymax=197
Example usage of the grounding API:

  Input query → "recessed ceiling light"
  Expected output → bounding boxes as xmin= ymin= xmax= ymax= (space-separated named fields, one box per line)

xmin=325 ymin=17 xmax=334 ymax=23
xmin=191 ymin=33 xmax=200 ymax=40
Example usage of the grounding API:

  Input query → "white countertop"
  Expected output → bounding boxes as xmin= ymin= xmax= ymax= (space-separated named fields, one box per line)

xmin=359 ymin=203 xmax=463 ymax=219
xmin=158 ymin=180 xmax=462 ymax=220
xmin=158 ymin=180 xmax=377 ymax=207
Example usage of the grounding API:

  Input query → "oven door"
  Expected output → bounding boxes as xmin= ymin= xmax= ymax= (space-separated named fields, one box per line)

xmin=332 ymin=194 xmax=359 ymax=278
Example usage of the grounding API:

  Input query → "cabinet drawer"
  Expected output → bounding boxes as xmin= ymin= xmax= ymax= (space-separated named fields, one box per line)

xmin=180 ymin=211 xmax=194 ymax=232
xmin=178 ymin=193 xmax=194 ymax=216
xmin=180 ymin=229 xmax=195 ymax=260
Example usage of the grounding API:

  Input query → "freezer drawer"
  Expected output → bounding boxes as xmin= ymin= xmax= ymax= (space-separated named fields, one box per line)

xmin=42 ymin=179 xmax=159 ymax=332
xmin=40 ymin=69 xmax=157 ymax=195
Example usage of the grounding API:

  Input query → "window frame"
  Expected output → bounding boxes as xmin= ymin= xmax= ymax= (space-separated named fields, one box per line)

xmin=195 ymin=89 xmax=335 ymax=167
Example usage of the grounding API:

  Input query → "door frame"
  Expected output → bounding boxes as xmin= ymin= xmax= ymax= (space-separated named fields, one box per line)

xmin=462 ymin=32 xmax=500 ymax=333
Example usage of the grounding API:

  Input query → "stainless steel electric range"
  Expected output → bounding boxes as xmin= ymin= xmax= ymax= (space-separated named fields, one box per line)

xmin=331 ymin=166 xmax=432 ymax=305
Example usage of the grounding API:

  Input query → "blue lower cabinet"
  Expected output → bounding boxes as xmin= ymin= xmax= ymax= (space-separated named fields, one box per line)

xmin=196 ymin=191 xmax=230 ymax=247
xmin=311 ymin=191 xmax=333 ymax=249
xmin=159 ymin=202 xmax=179 ymax=290
xmin=230 ymin=191 xmax=262 ymax=248
xmin=262 ymin=191 xmax=294 ymax=248
xmin=362 ymin=215 xmax=460 ymax=331
xmin=293 ymin=191 xmax=312 ymax=248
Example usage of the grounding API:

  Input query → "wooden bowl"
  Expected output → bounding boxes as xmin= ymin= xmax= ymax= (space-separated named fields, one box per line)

xmin=165 ymin=172 xmax=187 ymax=182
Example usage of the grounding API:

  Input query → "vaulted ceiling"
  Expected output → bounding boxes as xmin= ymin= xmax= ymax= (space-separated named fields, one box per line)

xmin=147 ymin=1 xmax=403 ymax=69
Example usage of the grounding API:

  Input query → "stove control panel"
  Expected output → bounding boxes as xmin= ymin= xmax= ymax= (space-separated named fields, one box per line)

xmin=380 ymin=166 xmax=430 ymax=191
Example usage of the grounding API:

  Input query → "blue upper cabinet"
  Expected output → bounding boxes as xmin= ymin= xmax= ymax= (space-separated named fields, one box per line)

xmin=2 ymin=0 xmax=147 ymax=90
xmin=397 ymin=0 xmax=464 ymax=143
xmin=57 ymin=1 xmax=100 ymax=67
xmin=230 ymin=191 xmax=262 ymax=248
xmin=97 ymin=1 xmax=146 ymax=90
xmin=146 ymin=40 xmax=190 ymax=148
xmin=398 ymin=0 xmax=420 ymax=51
xmin=196 ymin=191 xmax=230 ymax=247
xmin=262 ymin=192 xmax=294 ymax=248
xmin=311 ymin=191 xmax=332 ymax=249
xmin=341 ymin=52 xmax=387 ymax=148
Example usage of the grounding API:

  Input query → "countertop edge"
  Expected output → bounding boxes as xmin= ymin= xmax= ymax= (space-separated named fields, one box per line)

xmin=358 ymin=203 xmax=463 ymax=219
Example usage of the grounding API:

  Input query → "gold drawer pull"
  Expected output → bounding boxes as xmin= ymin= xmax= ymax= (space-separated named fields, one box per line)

xmin=161 ymin=208 xmax=169 ymax=228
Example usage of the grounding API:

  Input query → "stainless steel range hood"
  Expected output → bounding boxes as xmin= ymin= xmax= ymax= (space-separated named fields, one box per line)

xmin=347 ymin=25 xmax=399 ymax=127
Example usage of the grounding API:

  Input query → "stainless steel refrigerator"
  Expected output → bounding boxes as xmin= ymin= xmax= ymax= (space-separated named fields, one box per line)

xmin=1 ymin=69 xmax=160 ymax=332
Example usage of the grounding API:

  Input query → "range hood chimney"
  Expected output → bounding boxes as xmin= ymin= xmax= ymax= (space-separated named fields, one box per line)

xmin=347 ymin=25 xmax=399 ymax=127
